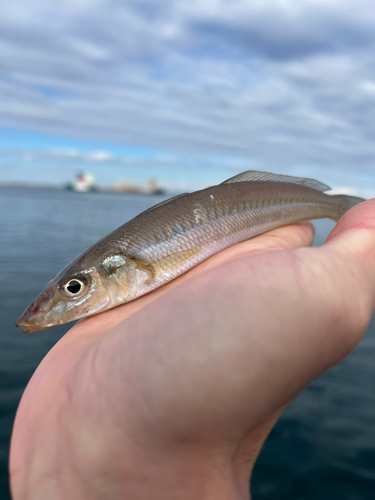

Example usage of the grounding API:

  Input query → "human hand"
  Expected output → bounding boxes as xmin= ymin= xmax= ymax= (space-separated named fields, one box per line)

xmin=10 ymin=200 xmax=375 ymax=500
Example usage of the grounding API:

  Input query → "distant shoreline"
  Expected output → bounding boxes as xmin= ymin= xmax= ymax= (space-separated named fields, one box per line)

xmin=0 ymin=182 xmax=62 ymax=190
xmin=0 ymin=183 xmax=169 ymax=196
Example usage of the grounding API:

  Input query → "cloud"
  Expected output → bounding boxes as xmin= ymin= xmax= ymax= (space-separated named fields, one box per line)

xmin=0 ymin=0 xmax=375 ymax=182
xmin=184 ymin=0 xmax=375 ymax=60
xmin=84 ymin=151 xmax=114 ymax=162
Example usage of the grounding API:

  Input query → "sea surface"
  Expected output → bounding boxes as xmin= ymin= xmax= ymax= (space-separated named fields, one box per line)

xmin=0 ymin=187 xmax=374 ymax=500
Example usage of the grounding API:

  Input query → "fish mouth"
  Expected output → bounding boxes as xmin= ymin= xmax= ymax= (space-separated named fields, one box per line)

xmin=15 ymin=316 xmax=53 ymax=334
xmin=15 ymin=300 xmax=57 ymax=333
xmin=15 ymin=283 xmax=65 ymax=333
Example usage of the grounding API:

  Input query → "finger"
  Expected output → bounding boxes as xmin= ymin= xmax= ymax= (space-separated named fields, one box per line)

xmin=325 ymin=199 xmax=375 ymax=277
xmin=101 ymin=202 xmax=375 ymax=440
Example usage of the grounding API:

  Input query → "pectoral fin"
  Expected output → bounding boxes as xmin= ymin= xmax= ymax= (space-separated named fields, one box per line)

xmin=150 ymin=248 xmax=201 ymax=273
xmin=131 ymin=247 xmax=202 ymax=284
xmin=113 ymin=247 xmax=201 ymax=287
xmin=127 ymin=256 xmax=156 ymax=279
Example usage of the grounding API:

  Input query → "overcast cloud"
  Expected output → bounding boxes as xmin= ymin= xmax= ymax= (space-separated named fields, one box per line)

xmin=1 ymin=0 xmax=375 ymax=188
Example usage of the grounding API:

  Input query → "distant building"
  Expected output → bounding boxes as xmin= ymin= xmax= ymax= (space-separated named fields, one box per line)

xmin=111 ymin=177 xmax=165 ymax=195
xmin=66 ymin=172 xmax=97 ymax=192
xmin=147 ymin=177 xmax=165 ymax=195
xmin=112 ymin=181 xmax=142 ymax=193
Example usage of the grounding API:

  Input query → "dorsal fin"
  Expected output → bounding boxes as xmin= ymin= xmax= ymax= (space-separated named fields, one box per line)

xmin=140 ymin=193 xmax=190 ymax=216
xmin=221 ymin=171 xmax=331 ymax=192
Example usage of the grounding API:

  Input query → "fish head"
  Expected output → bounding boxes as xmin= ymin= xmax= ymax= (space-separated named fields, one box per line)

xmin=15 ymin=251 xmax=140 ymax=333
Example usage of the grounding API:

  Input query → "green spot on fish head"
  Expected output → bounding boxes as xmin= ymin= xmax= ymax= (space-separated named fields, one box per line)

xmin=102 ymin=255 xmax=128 ymax=274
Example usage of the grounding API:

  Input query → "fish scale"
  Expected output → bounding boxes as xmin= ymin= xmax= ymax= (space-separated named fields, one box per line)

xmin=16 ymin=171 xmax=364 ymax=332
xmin=114 ymin=182 xmax=350 ymax=288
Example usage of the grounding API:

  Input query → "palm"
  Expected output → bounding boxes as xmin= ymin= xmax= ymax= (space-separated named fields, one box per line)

xmin=10 ymin=201 xmax=375 ymax=500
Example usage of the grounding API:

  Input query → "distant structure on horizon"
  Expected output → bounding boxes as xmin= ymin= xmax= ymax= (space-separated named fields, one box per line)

xmin=147 ymin=177 xmax=165 ymax=195
xmin=112 ymin=176 xmax=166 ymax=195
xmin=66 ymin=172 xmax=166 ymax=195
xmin=66 ymin=172 xmax=97 ymax=193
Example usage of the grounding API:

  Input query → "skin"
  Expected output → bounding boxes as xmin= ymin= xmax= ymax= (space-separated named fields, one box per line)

xmin=10 ymin=200 xmax=375 ymax=500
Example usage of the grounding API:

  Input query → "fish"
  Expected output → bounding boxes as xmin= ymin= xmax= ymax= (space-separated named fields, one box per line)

xmin=16 ymin=171 xmax=364 ymax=333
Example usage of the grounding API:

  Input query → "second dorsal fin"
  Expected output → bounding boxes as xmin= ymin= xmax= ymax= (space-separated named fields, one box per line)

xmin=221 ymin=170 xmax=331 ymax=192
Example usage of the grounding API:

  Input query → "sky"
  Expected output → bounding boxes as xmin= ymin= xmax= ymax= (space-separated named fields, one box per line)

xmin=1 ymin=0 xmax=375 ymax=194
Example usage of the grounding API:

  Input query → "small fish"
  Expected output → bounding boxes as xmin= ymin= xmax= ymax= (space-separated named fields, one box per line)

xmin=16 ymin=171 xmax=364 ymax=333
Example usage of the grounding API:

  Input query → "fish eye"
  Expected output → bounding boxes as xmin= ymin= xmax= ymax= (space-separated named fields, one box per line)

xmin=59 ymin=274 xmax=89 ymax=298
xmin=66 ymin=280 xmax=82 ymax=294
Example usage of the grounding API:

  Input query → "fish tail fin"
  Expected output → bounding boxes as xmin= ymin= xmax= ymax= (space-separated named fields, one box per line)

xmin=330 ymin=194 xmax=365 ymax=221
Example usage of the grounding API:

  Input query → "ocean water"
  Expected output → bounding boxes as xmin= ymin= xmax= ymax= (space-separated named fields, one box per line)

xmin=0 ymin=187 xmax=374 ymax=499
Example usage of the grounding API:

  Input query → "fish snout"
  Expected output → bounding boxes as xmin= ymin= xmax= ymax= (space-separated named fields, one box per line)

xmin=15 ymin=296 xmax=55 ymax=333
xmin=16 ymin=310 xmax=46 ymax=333
xmin=15 ymin=314 xmax=41 ymax=333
